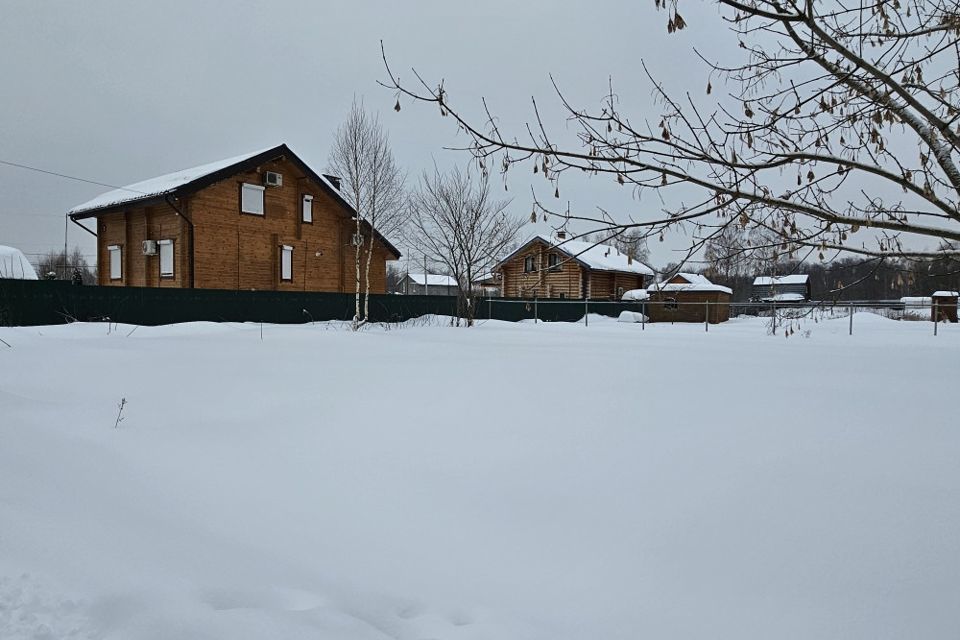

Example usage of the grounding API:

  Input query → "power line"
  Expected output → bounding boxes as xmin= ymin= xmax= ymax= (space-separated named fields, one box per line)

xmin=0 ymin=158 xmax=146 ymax=195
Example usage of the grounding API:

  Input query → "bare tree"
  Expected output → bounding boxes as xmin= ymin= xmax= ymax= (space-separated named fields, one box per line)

xmin=382 ymin=1 xmax=960 ymax=279
xmin=408 ymin=167 xmax=523 ymax=326
xmin=611 ymin=229 xmax=651 ymax=264
xmin=328 ymin=99 xmax=406 ymax=329
xmin=36 ymin=247 xmax=95 ymax=283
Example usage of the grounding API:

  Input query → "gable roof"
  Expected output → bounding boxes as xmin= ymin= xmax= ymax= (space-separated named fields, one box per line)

xmin=405 ymin=273 xmax=458 ymax=287
xmin=496 ymin=234 xmax=654 ymax=276
xmin=66 ymin=144 xmax=401 ymax=259
xmin=671 ymin=272 xmax=713 ymax=286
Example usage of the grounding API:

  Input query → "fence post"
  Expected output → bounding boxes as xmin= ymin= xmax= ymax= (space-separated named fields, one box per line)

xmin=849 ymin=305 xmax=853 ymax=336
xmin=487 ymin=298 xmax=492 ymax=320
xmin=705 ymin=300 xmax=709 ymax=332
xmin=584 ymin=297 xmax=588 ymax=327
xmin=642 ymin=302 xmax=645 ymax=331
xmin=934 ymin=301 xmax=938 ymax=336
xmin=534 ymin=296 xmax=539 ymax=324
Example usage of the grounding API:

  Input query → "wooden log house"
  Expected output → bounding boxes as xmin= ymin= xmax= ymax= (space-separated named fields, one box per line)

xmin=67 ymin=144 xmax=401 ymax=292
xmin=496 ymin=233 xmax=653 ymax=300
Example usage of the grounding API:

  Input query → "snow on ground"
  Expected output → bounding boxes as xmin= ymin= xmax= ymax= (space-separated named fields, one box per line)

xmin=1 ymin=314 xmax=958 ymax=639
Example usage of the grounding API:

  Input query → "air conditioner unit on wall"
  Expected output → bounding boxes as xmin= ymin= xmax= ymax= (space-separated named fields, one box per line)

xmin=264 ymin=171 xmax=283 ymax=187
xmin=142 ymin=240 xmax=158 ymax=255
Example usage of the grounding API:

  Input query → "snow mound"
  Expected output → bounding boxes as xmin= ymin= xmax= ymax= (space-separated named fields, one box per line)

xmin=617 ymin=310 xmax=648 ymax=323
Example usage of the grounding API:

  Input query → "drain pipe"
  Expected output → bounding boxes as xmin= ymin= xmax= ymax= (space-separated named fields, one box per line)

xmin=164 ymin=195 xmax=195 ymax=288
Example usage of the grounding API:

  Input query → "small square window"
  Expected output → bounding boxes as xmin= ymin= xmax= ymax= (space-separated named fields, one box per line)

xmin=548 ymin=253 xmax=561 ymax=271
xmin=241 ymin=183 xmax=265 ymax=215
xmin=524 ymin=255 xmax=536 ymax=273
xmin=159 ymin=240 xmax=174 ymax=277
xmin=280 ymin=245 xmax=293 ymax=281
xmin=108 ymin=245 xmax=122 ymax=280
xmin=302 ymin=195 xmax=313 ymax=223
xmin=665 ymin=297 xmax=678 ymax=311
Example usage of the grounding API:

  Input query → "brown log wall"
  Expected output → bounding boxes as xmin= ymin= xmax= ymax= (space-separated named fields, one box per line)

xmin=94 ymin=156 xmax=392 ymax=293
xmin=647 ymin=291 xmax=732 ymax=323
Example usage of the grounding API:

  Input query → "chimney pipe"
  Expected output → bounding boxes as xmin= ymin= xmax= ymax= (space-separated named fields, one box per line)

xmin=323 ymin=174 xmax=342 ymax=190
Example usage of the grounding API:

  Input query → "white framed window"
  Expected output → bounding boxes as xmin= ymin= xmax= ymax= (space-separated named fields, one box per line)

xmin=302 ymin=194 xmax=313 ymax=223
xmin=280 ymin=245 xmax=293 ymax=281
xmin=524 ymin=255 xmax=536 ymax=273
xmin=108 ymin=245 xmax=122 ymax=280
xmin=241 ymin=183 xmax=265 ymax=215
xmin=159 ymin=239 xmax=174 ymax=277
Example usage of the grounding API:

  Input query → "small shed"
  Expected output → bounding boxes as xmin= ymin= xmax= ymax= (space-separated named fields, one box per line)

xmin=751 ymin=274 xmax=810 ymax=302
xmin=398 ymin=273 xmax=458 ymax=296
xmin=646 ymin=273 xmax=732 ymax=323
xmin=931 ymin=291 xmax=959 ymax=323
xmin=473 ymin=272 xmax=501 ymax=297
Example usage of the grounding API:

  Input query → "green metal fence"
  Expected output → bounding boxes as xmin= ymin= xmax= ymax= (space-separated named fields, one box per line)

xmin=0 ymin=280 xmax=642 ymax=327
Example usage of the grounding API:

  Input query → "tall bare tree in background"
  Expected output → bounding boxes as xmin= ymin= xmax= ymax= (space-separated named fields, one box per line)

xmin=383 ymin=0 xmax=960 ymax=280
xmin=37 ymin=247 xmax=95 ymax=283
xmin=328 ymin=99 xmax=406 ymax=329
xmin=408 ymin=167 xmax=523 ymax=326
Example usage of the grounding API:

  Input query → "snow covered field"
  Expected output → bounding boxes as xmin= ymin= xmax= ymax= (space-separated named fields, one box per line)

xmin=1 ymin=314 xmax=958 ymax=639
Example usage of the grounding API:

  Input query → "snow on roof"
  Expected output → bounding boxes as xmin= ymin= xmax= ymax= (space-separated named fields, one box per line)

xmin=533 ymin=234 xmax=654 ymax=276
xmin=621 ymin=289 xmax=650 ymax=301
xmin=648 ymin=273 xmax=732 ymax=294
xmin=673 ymin=272 xmax=712 ymax=285
xmin=901 ymin=297 xmax=932 ymax=306
xmin=753 ymin=274 xmax=809 ymax=286
xmin=407 ymin=273 xmax=458 ymax=287
xmin=68 ymin=148 xmax=280 ymax=215
xmin=932 ymin=290 xmax=960 ymax=297
xmin=68 ymin=148 xmax=278 ymax=215
xmin=0 ymin=245 xmax=38 ymax=280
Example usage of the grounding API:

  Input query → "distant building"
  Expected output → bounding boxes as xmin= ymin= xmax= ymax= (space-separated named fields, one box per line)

xmin=472 ymin=272 xmax=501 ymax=297
xmin=398 ymin=273 xmax=458 ymax=296
xmin=647 ymin=273 xmax=732 ymax=323
xmin=496 ymin=233 xmax=653 ymax=300
xmin=931 ymin=291 xmax=959 ymax=323
xmin=751 ymin=274 xmax=811 ymax=302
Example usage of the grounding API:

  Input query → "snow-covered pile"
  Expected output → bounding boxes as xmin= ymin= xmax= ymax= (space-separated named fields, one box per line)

xmin=620 ymin=288 xmax=649 ymax=301
xmin=1 ymin=316 xmax=958 ymax=639
xmin=0 ymin=245 xmax=38 ymax=280
xmin=616 ymin=310 xmax=648 ymax=323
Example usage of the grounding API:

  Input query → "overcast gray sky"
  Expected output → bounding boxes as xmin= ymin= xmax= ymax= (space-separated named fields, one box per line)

xmin=0 ymin=0 xmax=735 ymax=269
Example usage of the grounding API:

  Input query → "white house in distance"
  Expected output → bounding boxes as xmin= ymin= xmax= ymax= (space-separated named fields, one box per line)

xmin=0 ymin=245 xmax=39 ymax=280
xmin=398 ymin=273 xmax=459 ymax=296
